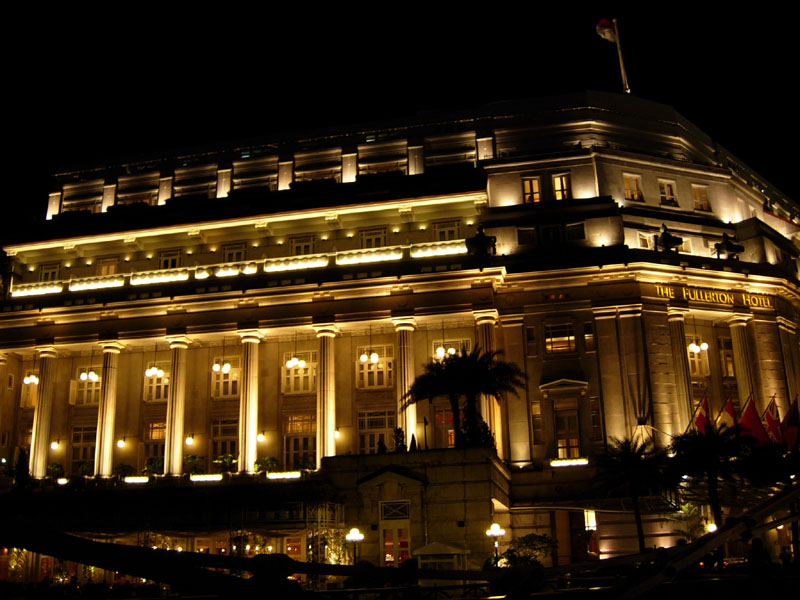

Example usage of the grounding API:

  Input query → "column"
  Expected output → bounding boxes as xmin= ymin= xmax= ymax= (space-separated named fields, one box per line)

xmin=314 ymin=323 xmax=338 ymax=469
xmin=238 ymin=330 xmax=262 ymax=475
xmin=667 ymin=309 xmax=694 ymax=434
xmin=501 ymin=316 xmax=532 ymax=466
xmin=392 ymin=317 xmax=417 ymax=446
xmin=163 ymin=337 xmax=189 ymax=476
xmin=729 ymin=314 xmax=757 ymax=408
xmin=474 ymin=309 xmax=503 ymax=458
xmin=29 ymin=347 xmax=57 ymax=479
xmin=778 ymin=317 xmax=800 ymax=404
xmin=94 ymin=342 xmax=124 ymax=477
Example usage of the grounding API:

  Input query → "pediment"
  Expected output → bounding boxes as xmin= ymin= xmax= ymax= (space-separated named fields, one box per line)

xmin=538 ymin=377 xmax=589 ymax=392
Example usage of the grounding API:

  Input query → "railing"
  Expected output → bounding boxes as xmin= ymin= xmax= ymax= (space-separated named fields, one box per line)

xmin=10 ymin=240 xmax=468 ymax=298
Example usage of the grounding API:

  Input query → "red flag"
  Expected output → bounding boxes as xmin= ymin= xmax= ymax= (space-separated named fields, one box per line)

xmin=781 ymin=398 xmax=799 ymax=451
xmin=716 ymin=397 xmax=738 ymax=430
xmin=762 ymin=398 xmax=782 ymax=444
xmin=740 ymin=395 xmax=770 ymax=446
xmin=596 ymin=19 xmax=618 ymax=43
xmin=694 ymin=396 xmax=710 ymax=434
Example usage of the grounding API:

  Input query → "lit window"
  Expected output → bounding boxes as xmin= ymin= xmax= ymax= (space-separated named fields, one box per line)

xmin=583 ymin=323 xmax=595 ymax=351
xmin=211 ymin=356 xmax=240 ymax=398
xmin=144 ymin=363 xmax=170 ymax=402
xmin=522 ymin=177 xmax=542 ymax=203
xmin=433 ymin=220 xmax=460 ymax=241
xmin=434 ymin=407 xmax=455 ymax=448
xmin=74 ymin=368 xmax=101 ymax=405
xmin=687 ymin=340 xmax=710 ymax=377
xmin=623 ymin=174 xmax=644 ymax=201
xmin=356 ymin=345 xmax=394 ymax=388
xmin=382 ymin=527 xmax=410 ymax=567
xmin=526 ymin=327 xmax=538 ymax=357
xmin=545 ymin=324 xmax=575 ymax=354
xmin=555 ymin=410 xmax=580 ymax=458
xmin=552 ymin=174 xmax=571 ymax=200
xmin=284 ymin=415 xmax=316 ymax=470
xmin=358 ymin=410 xmax=396 ymax=453
xmin=638 ymin=232 xmax=654 ymax=249
xmin=360 ymin=228 xmax=387 ymax=249
xmin=658 ymin=180 xmax=678 ymax=206
xmin=211 ymin=418 xmax=238 ymax=458
xmin=144 ymin=421 xmax=166 ymax=464
xmin=40 ymin=263 xmax=60 ymax=282
xmin=159 ymin=250 xmax=181 ymax=270
xmin=589 ymin=396 xmax=602 ymax=441
xmin=97 ymin=257 xmax=118 ymax=276
xmin=692 ymin=185 xmax=711 ymax=211
xmin=531 ymin=401 xmax=544 ymax=445
xmin=431 ymin=339 xmax=470 ymax=360
xmin=222 ymin=243 xmax=246 ymax=263
xmin=718 ymin=338 xmax=735 ymax=377
xmin=290 ymin=235 xmax=314 ymax=256
xmin=71 ymin=425 xmax=97 ymax=475
xmin=282 ymin=352 xmax=317 ymax=394
xmin=677 ymin=238 xmax=693 ymax=254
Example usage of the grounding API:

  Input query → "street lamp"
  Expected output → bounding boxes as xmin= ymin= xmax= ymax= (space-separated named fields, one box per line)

xmin=486 ymin=523 xmax=505 ymax=566
xmin=345 ymin=527 xmax=364 ymax=564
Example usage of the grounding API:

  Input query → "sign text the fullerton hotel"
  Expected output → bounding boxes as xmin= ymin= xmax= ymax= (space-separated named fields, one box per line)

xmin=654 ymin=284 xmax=773 ymax=308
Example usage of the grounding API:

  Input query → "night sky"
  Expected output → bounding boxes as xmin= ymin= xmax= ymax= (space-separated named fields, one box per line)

xmin=6 ymin=9 xmax=796 ymax=238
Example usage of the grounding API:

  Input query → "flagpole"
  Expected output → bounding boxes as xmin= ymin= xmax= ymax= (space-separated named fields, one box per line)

xmin=612 ymin=19 xmax=631 ymax=95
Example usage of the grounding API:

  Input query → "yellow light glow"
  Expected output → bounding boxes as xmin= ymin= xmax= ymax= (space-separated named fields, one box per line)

xmin=185 ymin=436 xmax=194 ymax=446
xmin=50 ymin=441 xmax=59 ymax=450
xmin=346 ymin=528 xmax=364 ymax=542
xmin=117 ymin=439 xmax=126 ymax=448
xmin=57 ymin=478 xmax=69 ymax=485
xmin=486 ymin=523 xmax=505 ymax=537
xmin=195 ymin=268 xmax=210 ymax=279
xmin=336 ymin=248 xmax=403 ymax=266
xmin=706 ymin=523 xmax=718 ymax=533
xmin=131 ymin=270 xmax=189 ymax=285
xmin=215 ymin=266 xmax=240 ymax=277
xmin=242 ymin=263 xmax=258 ymax=274
xmin=11 ymin=283 xmax=63 ymax=297
xmin=190 ymin=473 xmax=223 ymax=482
xmin=257 ymin=432 xmax=265 ymax=443
xmin=265 ymin=256 xmax=328 ymax=272
xmin=69 ymin=277 xmax=125 ymax=291
xmin=410 ymin=241 xmax=467 ymax=258
xmin=267 ymin=471 xmax=302 ymax=479
xmin=334 ymin=429 xmax=340 ymax=439
xmin=550 ymin=458 xmax=589 ymax=467
xmin=124 ymin=476 xmax=149 ymax=484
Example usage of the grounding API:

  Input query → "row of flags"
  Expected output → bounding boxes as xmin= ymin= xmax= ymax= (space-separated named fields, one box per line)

xmin=694 ymin=393 xmax=800 ymax=451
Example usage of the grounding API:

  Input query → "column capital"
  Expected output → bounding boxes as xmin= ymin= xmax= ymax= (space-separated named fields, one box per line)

xmin=313 ymin=323 xmax=339 ymax=338
xmin=0 ymin=353 xmax=6 ymax=366
xmin=391 ymin=316 xmax=416 ymax=332
xmin=37 ymin=346 xmax=57 ymax=359
xmin=238 ymin=329 xmax=263 ymax=343
xmin=166 ymin=336 xmax=191 ymax=350
xmin=727 ymin=313 xmax=753 ymax=327
xmin=667 ymin=307 xmax=689 ymax=322
xmin=473 ymin=308 xmax=499 ymax=326
xmin=776 ymin=316 xmax=798 ymax=333
xmin=101 ymin=341 xmax=125 ymax=354
xmin=500 ymin=313 xmax=524 ymax=327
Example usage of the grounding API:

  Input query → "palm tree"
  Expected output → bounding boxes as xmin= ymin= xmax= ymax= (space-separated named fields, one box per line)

xmin=404 ymin=346 xmax=526 ymax=448
xmin=594 ymin=437 xmax=667 ymax=553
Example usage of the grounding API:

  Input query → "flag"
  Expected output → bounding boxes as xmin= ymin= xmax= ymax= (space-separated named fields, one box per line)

xmin=782 ymin=397 xmax=799 ymax=451
xmin=762 ymin=398 xmax=782 ymax=444
xmin=596 ymin=19 xmax=617 ymax=43
xmin=694 ymin=396 xmax=710 ymax=434
xmin=740 ymin=395 xmax=770 ymax=446
xmin=716 ymin=397 xmax=738 ymax=430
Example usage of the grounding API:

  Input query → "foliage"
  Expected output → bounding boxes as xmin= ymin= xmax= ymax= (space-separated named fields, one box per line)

xmin=255 ymin=456 xmax=279 ymax=473
xmin=666 ymin=502 xmax=707 ymax=543
xmin=405 ymin=346 xmax=526 ymax=448
xmin=498 ymin=533 xmax=557 ymax=567
xmin=392 ymin=428 xmax=407 ymax=453
xmin=308 ymin=529 xmax=348 ymax=565
xmin=75 ymin=461 xmax=93 ymax=476
xmin=213 ymin=453 xmax=238 ymax=473
xmin=143 ymin=456 xmax=163 ymax=475
xmin=47 ymin=463 xmax=65 ymax=478
xmin=183 ymin=454 xmax=204 ymax=475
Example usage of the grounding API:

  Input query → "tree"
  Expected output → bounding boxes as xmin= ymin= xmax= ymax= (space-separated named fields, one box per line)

xmin=594 ymin=437 xmax=668 ymax=553
xmin=404 ymin=346 xmax=526 ymax=448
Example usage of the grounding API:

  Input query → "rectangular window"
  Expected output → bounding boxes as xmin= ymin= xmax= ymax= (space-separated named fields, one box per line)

xmin=658 ymin=180 xmax=678 ymax=206
xmin=545 ymin=324 xmax=575 ymax=354
xmin=360 ymin=228 xmax=387 ymax=249
xmin=517 ymin=227 xmax=536 ymax=246
xmin=282 ymin=351 xmax=317 ymax=394
xmin=358 ymin=410 xmax=396 ymax=453
xmin=526 ymin=327 xmax=538 ymax=357
xmin=718 ymin=338 xmax=735 ymax=377
xmin=144 ymin=421 xmax=166 ymax=463
xmin=433 ymin=220 xmax=460 ymax=241
xmin=356 ymin=346 xmax=394 ymax=388
xmin=522 ymin=177 xmax=542 ymax=203
xmin=380 ymin=500 xmax=410 ymax=520
xmin=692 ymin=185 xmax=711 ymax=211
xmin=431 ymin=339 xmax=470 ymax=360
xmin=623 ymin=174 xmax=644 ymax=201
xmin=687 ymin=341 xmax=710 ymax=377
xmin=565 ymin=223 xmax=585 ymax=241
xmin=589 ymin=396 xmax=602 ymax=441
xmin=75 ymin=367 xmax=101 ymax=405
xmin=97 ymin=257 xmax=118 ymax=276
xmin=211 ymin=418 xmax=238 ymax=458
xmin=531 ymin=401 xmax=544 ymax=445
xmin=552 ymin=174 xmax=571 ymax=200
xmin=382 ymin=526 xmax=410 ymax=567
xmin=40 ymin=263 xmax=60 ymax=282
xmin=677 ymin=238 xmax=692 ymax=254
xmin=144 ymin=363 xmax=170 ymax=402
xmin=539 ymin=225 xmax=562 ymax=245
xmin=159 ymin=250 xmax=181 ymax=270
xmin=555 ymin=410 xmax=580 ymax=458
xmin=434 ymin=407 xmax=455 ymax=448
xmin=212 ymin=356 xmax=240 ymax=398
xmin=583 ymin=322 xmax=595 ymax=351
xmin=290 ymin=235 xmax=314 ymax=256
xmin=638 ymin=232 xmax=654 ymax=249
xmin=222 ymin=243 xmax=246 ymax=263
xmin=284 ymin=416 xmax=316 ymax=470
xmin=71 ymin=425 xmax=97 ymax=475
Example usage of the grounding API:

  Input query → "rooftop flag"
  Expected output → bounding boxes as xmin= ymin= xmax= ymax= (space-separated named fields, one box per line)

xmin=596 ymin=18 xmax=631 ymax=94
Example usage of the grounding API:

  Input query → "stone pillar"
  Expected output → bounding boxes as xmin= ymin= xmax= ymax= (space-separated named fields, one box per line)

xmin=392 ymin=317 xmax=417 ymax=445
xmin=474 ymin=309 xmax=503 ymax=458
xmin=29 ymin=347 xmax=57 ymax=479
xmin=729 ymin=314 xmax=757 ymax=408
xmin=238 ymin=330 xmax=262 ymax=474
xmin=500 ymin=315 xmax=532 ymax=466
xmin=594 ymin=308 xmax=629 ymax=441
xmin=163 ymin=337 xmax=189 ymax=476
xmin=314 ymin=323 xmax=338 ymax=469
xmin=667 ymin=309 xmax=694 ymax=433
xmin=94 ymin=342 xmax=124 ymax=477
xmin=778 ymin=317 xmax=800 ymax=404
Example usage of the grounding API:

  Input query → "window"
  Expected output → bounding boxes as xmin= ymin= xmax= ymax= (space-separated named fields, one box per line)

xmin=555 ymin=410 xmax=580 ymax=458
xmin=565 ymin=223 xmax=585 ymax=241
xmin=658 ymin=180 xmax=678 ymax=206
xmin=380 ymin=500 xmax=410 ymax=520
xmin=75 ymin=367 xmax=101 ymax=405
xmin=290 ymin=235 xmax=314 ymax=256
xmin=144 ymin=421 xmax=166 ymax=463
xmin=97 ymin=257 xmax=118 ymax=276
xmin=382 ymin=527 xmax=410 ymax=567
xmin=7 ymin=373 xmax=14 ymax=390
xmin=222 ymin=243 xmax=246 ymax=263
xmin=638 ymin=232 xmax=654 ymax=249
xmin=159 ymin=250 xmax=181 ymax=270
xmin=552 ymin=174 xmax=571 ymax=200
xmin=360 ymin=228 xmax=386 ymax=249
xmin=282 ymin=351 xmax=317 ymax=394
xmin=434 ymin=407 xmax=455 ymax=448
xmin=589 ymin=396 xmax=602 ymax=441
xmin=71 ymin=425 xmax=96 ymax=475
xmin=39 ymin=263 xmax=60 ymax=282
xmin=284 ymin=415 xmax=316 ymax=470
xmin=545 ymin=324 xmax=575 ymax=354
xmin=677 ymin=238 xmax=692 ymax=254
xmin=517 ymin=227 xmax=536 ymax=246
xmin=433 ymin=220 xmax=460 ymax=241
xmin=692 ymin=185 xmax=711 ymax=211
xmin=531 ymin=401 xmax=544 ymax=445
xmin=356 ymin=346 xmax=393 ymax=388
xmin=144 ymin=363 xmax=170 ymax=402
xmin=526 ymin=327 xmax=538 ymax=357
xmin=211 ymin=419 xmax=238 ymax=457
xmin=583 ymin=322 xmax=595 ymax=351
xmin=431 ymin=339 xmax=470 ymax=360
xmin=718 ymin=338 xmax=735 ymax=377
xmin=211 ymin=356 xmax=240 ymax=398
xmin=539 ymin=225 xmax=562 ymax=245
xmin=20 ymin=374 xmax=37 ymax=408
xmin=623 ymin=174 xmax=644 ymax=201
xmin=687 ymin=343 xmax=710 ymax=377
xmin=358 ymin=410 xmax=396 ymax=453
xmin=522 ymin=177 xmax=542 ymax=203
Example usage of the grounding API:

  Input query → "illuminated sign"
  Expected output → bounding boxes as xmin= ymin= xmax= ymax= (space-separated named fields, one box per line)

xmin=654 ymin=284 xmax=773 ymax=309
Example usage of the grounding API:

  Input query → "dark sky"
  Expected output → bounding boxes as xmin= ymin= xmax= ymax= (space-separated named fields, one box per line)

xmin=6 ymin=9 xmax=797 ymax=236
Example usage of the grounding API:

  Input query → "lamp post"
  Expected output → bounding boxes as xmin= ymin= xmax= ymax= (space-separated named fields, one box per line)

xmin=486 ymin=523 xmax=505 ymax=566
xmin=345 ymin=527 xmax=364 ymax=564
